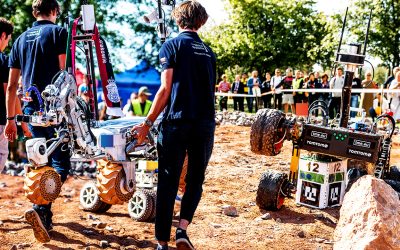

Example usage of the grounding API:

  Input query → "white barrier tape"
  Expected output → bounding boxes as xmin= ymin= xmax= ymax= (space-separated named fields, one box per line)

xmin=215 ymin=88 xmax=400 ymax=97
xmin=215 ymin=93 xmax=256 ymax=97
xmin=276 ymin=88 xmax=400 ymax=93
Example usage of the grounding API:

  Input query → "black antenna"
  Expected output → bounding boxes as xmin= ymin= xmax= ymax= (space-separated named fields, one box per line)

xmin=337 ymin=7 xmax=348 ymax=57
xmin=158 ymin=0 xmax=166 ymax=43
xmin=363 ymin=9 xmax=373 ymax=56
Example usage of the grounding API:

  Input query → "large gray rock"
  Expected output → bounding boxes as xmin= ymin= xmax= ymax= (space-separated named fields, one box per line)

xmin=334 ymin=175 xmax=400 ymax=250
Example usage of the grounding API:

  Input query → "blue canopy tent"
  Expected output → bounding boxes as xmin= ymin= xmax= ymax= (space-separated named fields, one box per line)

xmin=98 ymin=60 xmax=161 ymax=106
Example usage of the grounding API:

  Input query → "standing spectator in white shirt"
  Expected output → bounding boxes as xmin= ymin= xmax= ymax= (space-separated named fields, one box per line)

xmin=271 ymin=68 xmax=283 ymax=110
xmin=329 ymin=67 xmax=345 ymax=119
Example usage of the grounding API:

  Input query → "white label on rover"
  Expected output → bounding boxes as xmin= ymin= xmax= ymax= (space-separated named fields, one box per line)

xmin=311 ymin=131 xmax=328 ymax=140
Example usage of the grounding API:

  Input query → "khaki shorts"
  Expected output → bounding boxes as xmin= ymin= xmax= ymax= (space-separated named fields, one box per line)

xmin=282 ymin=94 xmax=294 ymax=105
xmin=0 ymin=125 xmax=9 ymax=173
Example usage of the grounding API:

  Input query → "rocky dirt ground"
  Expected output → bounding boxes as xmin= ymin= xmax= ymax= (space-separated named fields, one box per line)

xmin=0 ymin=124 xmax=399 ymax=250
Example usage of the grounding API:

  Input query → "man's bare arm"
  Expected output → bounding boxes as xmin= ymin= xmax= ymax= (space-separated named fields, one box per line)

xmin=146 ymin=68 xmax=174 ymax=123
xmin=130 ymin=68 xmax=173 ymax=144
xmin=6 ymin=68 xmax=21 ymax=118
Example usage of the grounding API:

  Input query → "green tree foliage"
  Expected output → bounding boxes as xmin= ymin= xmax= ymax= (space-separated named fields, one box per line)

xmin=0 ymin=0 xmax=120 ymax=45
xmin=374 ymin=66 xmax=388 ymax=85
xmin=0 ymin=0 xmax=174 ymax=69
xmin=0 ymin=1 xmax=35 ymax=43
xmin=349 ymin=0 xmax=400 ymax=69
xmin=201 ymin=0 xmax=340 ymax=76
xmin=122 ymin=0 xmax=176 ymax=67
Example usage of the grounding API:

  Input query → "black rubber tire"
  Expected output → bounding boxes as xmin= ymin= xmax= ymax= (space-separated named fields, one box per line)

xmin=346 ymin=167 xmax=368 ymax=192
xmin=80 ymin=181 xmax=111 ymax=213
xmin=128 ymin=189 xmax=154 ymax=222
xmin=256 ymin=170 xmax=288 ymax=211
xmin=384 ymin=179 xmax=400 ymax=194
xmin=250 ymin=109 xmax=286 ymax=156
xmin=144 ymin=189 xmax=157 ymax=220
xmin=97 ymin=202 xmax=112 ymax=213
xmin=384 ymin=165 xmax=400 ymax=181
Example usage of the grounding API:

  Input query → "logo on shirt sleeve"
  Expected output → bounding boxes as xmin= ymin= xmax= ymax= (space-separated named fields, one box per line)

xmin=160 ymin=57 xmax=167 ymax=65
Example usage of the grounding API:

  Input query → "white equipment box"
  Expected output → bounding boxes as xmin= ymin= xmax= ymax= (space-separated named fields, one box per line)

xmin=296 ymin=156 xmax=347 ymax=209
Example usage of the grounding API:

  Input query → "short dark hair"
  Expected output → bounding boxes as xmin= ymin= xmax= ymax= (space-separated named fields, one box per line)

xmin=32 ymin=0 xmax=60 ymax=17
xmin=0 ymin=17 xmax=13 ymax=37
xmin=172 ymin=0 xmax=208 ymax=30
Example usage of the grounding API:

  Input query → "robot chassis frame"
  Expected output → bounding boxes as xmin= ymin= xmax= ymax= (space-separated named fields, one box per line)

xmin=18 ymin=71 xmax=160 ymax=222
xmin=250 ymin=9 xmax=400 ymax=210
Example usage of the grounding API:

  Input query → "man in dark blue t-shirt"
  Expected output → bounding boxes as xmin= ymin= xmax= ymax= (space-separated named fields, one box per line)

xmin=4 ymin=0 xmax=68 ymax=243
xmin=131 ymin=1 xmax=216 ymax=249
xmin=0 ymin=18 xmax=13 ymax=174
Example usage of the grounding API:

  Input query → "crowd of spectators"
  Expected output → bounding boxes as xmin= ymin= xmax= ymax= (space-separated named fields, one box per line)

xmin=215 ymin=66 xmax=400 ymax=122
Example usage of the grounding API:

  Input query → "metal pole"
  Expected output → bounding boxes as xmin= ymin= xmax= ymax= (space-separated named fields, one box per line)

xmin=336 ymin=7 xmax=348 ymax=59
xmin=363 ymin=10 xmax=373 ymax=56
xmin=158 ymin=0 xmax=165 ymax=43
xmin=84 ymin=41 xmax=99 ymax=120
xmin=339 ymin=67 xmax=356 ymax=128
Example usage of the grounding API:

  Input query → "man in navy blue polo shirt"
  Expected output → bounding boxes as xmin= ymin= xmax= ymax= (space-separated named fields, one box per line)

xmin=0 ymin=18 xmax=13 ymax=174
xmin=4 ymin=0 xmax=67 ymax=243
xmin=131 ymin=1 xmax=216 ymax=249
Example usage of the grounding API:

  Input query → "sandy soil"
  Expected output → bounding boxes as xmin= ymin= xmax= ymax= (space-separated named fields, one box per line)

xmin=0 ymin=125 xmax=399 ymax=250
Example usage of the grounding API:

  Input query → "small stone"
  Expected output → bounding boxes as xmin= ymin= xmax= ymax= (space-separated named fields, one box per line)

xmin=254 ymin=217 xmax=262 ymax=222
xmin=261 ymin=213 xmax=271 ymax=220
xmin=84 ymin=247 xmax=91 ymax=250
xmin=222 ymin=205 xmax=238 ymax=217
xmin=100 ymin=240 xmax=109 ymax=248
xmin=210 ymin=222 xmax=222 ymax=228
xmin=87 ymin=214 xmax=97 ymax=221
xmin=82 ymin=230 xmax=94 ymax=235
xmin=315 ymin=238 xmax=325 ymax=243
xmin=63 ymin=198 xmax=72 ymax=203
xmin=7 ymin=170 xmax=17 ymax=176
xmin=9 ymin=245 xmax=17 ymax=250
xmin=0 ymin=182 xmax=7 ymax=188
xmin=275 ymin=218 xmax=282 ymax=223
xmin=17 ymin=243 xmax=31 ymax=249
xmin=17 ymin=170 xmax=25 ymax=176
xmin=297 ymin=231 xmax=305 ymax=238
xmin=248 ymin=202 xmax=256 ymax=206
xmin=110 ymin=243 xmax=120 ymax=248
xmin=105 ymin=226 xmax=113 ymax=232
xmin=92 ymin=221 xmax=107 ymax=229
xmin=9 ymin=215 xmax=24 ymax=221
xmin=0 ymin=220 xmax=3 ymax=226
